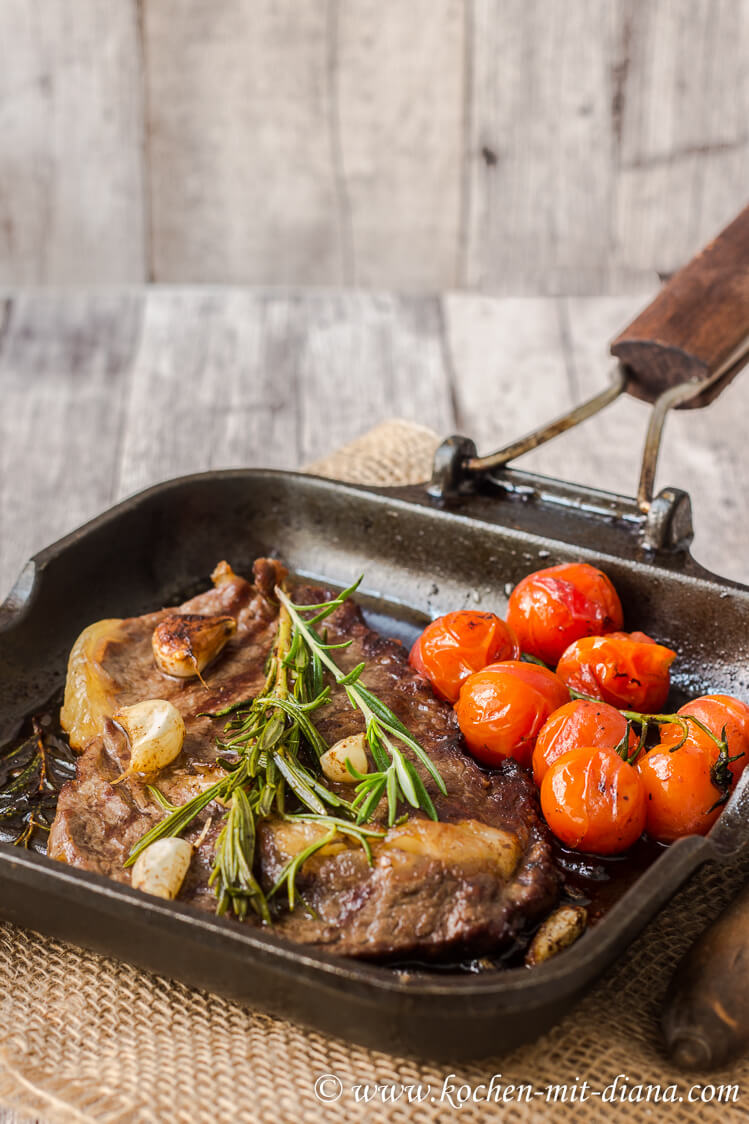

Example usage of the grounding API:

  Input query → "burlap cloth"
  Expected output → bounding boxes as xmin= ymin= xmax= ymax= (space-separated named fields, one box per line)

xmin=2 ymin=419 xmax=749 ymax=1124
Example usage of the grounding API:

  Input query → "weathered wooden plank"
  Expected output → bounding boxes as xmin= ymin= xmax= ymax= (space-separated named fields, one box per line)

xmin=612 ymin=0 xmax=749 ymax=280
xmin=115 ymin=289 xmax=307 ymax=497
xmin=116 ymin=290 xmax=455 ymax=496
xmin=297 ymin=293 xmax=454 ymax=460
xmin=335 ymin=0 xmax=465 ymax=287
xmin=0 ymin=0 xmax=145 ymax=283
xmin=442 ymin=293 xmax=576 ymax=450
xmin=3 ymin=287 xmax=745 ymax=605
xmin=465 ymin=0 xmax=623 ymax=294
xmin=1 ymin=0 xmax=746 ymax=292
xmin=144 ymin=0 xmax=465 ymax=289
xmin=0 ymin=292 xmax=142 ymax=600
xmin=466 ymin=0 xmax=749 ymax=294
xmin=144 ymin=1 xmax=344 ymax=284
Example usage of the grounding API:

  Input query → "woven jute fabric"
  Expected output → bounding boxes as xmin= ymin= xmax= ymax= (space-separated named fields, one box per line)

xmin=2 ymin=418 xmax=748 ymax=1123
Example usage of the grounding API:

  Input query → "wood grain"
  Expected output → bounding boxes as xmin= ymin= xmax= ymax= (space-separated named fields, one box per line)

xmin=612 ymin=0 xmax=749 ymax=282
xmin=297 ymin=292 xmax=455 ymax=460
xmin=116 ymin=289 xmax=306 ymax=496
xmin=466 ymin=0 xmax=749 ymax=294
xmin=465 ymin=0 xmax=622 ymax=294
xmin=1 ymin=286 xmax=747 ymax=602
xmin=0 ymin=0 xmax=146 ymax=283
xmin=444 ymin=294 xmax=576 ymax=439
xmin=334 ymin=0 xmax=465 ymax=287
xmin=144 ymin=0 xmax=345 ymax=284
xmin=2 ymin=0 xmax=748 ymax=291
xmin=115 ymin=289 xmax=455 ymax=498
xmin=612 ymin=201 xmax=749 ymax=404
xmin=0 ymin=287 xmax=457 ymax=594
xmin=144 ymin=0 xmax=465 ymax=288
xmin=0 ymin=292 xmax=142 ymax=598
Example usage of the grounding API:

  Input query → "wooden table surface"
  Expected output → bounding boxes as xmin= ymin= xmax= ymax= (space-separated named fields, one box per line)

xmin=1 ymin=286 xmax=749 ymax=603
xmin=0 ymin=284 xmax=748 ymax=1121
xmin=3 ymin=2 xmax=748 ymax=295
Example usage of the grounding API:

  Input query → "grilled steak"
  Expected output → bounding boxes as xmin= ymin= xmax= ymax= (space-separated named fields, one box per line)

xmin=49 ymin=559 xmax=560 ymax=960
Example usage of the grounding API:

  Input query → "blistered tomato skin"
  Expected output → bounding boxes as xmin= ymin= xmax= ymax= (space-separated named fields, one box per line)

xmin=540 ymin=747 xmax=647 ymax=855
xmin=555 ymin=631 xmax=676 ymax=713
xmin=531 ymin=698 xmax=637 ymax=787
xmin=658 ymin=694 xmax=749 ymax=785
xmin=637 ymin=741 xmax=727 ymax=842
xmin=454 ymin=660 xmax=570 ymax=769
xmin=409 ymin=611 xmax=519 ymax=703
xmin=506 ymin=563 xmax=623 ymax=666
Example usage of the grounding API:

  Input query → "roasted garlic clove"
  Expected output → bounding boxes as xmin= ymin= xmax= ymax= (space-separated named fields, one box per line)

xmin=320 ymin=733 xmax=369 ymax=784
xmin=131 ymin=837 xmax=192 ymax=900
xmin=152 ymin=613 xmax=236 ymax=679
xmin=60 ymin=618 xmax=127 ymax=749
xmin=114 ymin=698 xmax=185 ymax=776
xmin=525 ymin=904 xmax=587 ymax=966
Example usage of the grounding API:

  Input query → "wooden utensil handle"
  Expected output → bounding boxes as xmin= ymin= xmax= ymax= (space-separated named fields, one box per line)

xmin=611 ymin=202 xmax=749 ymax=408
xmin=662 ymin=879 xmax=749 ymax=1069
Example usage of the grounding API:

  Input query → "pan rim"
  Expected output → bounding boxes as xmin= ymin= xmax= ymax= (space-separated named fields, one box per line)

xmin=0 ymin=465 xmax=745 ymax=1009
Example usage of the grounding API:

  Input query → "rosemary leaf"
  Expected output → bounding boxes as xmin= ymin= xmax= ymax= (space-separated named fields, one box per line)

xmin=276 ymin=584 xmax=447 ymax=825
xmin=209 ymin=787 xmax=269 ymax=923
xmin=125 ymin=573 xmax=444 ymax=923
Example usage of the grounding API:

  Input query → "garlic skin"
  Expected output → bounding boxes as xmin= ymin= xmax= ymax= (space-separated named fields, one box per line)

xmin=320 ymin=733 xmax=369 ymax=784
xmin=131 ymin=837 xmax=192 ymax=900
xmin=114 ymin=699 xmax=185 ymax=776
xmin=152 ymin=613 xmax=236 ymax=679
xmin=525 ymin=904 xmax=587 ymax=966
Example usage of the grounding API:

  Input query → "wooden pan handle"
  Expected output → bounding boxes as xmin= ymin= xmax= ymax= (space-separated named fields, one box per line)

xmin=662 ymin=880 xmax=749 ymax=1069
xmin=611 ymin=202 xmax=749 ymax=408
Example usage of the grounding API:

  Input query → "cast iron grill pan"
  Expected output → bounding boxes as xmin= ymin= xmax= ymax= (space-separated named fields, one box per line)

xmin=0 ymin=206 xmax=748 ymax=1059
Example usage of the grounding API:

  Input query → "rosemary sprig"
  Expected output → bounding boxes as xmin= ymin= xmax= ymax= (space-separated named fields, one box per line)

xmin=209 ymin=787 xmax=269 ymax=922
xmin=269 ymin=814 xmax=385 ymax=910
xmin=276 ymin=584 xmax=447 ymax=826
xmin=127 ymin=575 xmax=445 ymax=921
xmin=127 ymin=602 xmax=349 ymax=919
xmin=126 ymin=766 xmax=246 ymax=866
xmin=568 ymin=688 xmax=746 ymax=794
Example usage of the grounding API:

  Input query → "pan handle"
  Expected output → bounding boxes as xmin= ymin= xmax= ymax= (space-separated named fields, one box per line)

xmin=430 ymin=203 xmax=749 ymax=548
xmin=611 ymin=202 xmax=749 ymax=409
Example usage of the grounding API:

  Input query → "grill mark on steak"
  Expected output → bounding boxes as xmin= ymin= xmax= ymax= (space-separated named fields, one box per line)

xmin=48 ymin=560 xmax=560 ymax=960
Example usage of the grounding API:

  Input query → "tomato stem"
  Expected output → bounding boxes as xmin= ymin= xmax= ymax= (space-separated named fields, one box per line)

xmin=707 ymin=724 xmax=745 ymax=811
xmin=568 ymin=688 xmax=741 ymax=758
xmin=567 ymin=687 xmax=749 ymax=781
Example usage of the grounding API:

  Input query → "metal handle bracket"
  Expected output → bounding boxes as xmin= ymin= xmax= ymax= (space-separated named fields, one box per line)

xmin=428 ymin=362 xmax=700 ymax=553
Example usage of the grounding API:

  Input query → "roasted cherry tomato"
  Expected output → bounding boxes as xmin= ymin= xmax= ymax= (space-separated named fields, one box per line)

xmin=658 ymin=694 xmax=749 ymax=785
xmin=506 ymin=562 xmax=623 ymax=666
xmin=531 ymin=698 xmax=637 ymax=787
xmin=540 ymin=746 xmax=646 ymax=855
xmin=555 ymin=631 xmax=676 ymax=713
xmin=409 ymin=611 xmax=519 ymax=703
xmin=637 ymin=739 xmax=733 ymax=842
xmin=454 ymin=660 xmax=569 ymax=768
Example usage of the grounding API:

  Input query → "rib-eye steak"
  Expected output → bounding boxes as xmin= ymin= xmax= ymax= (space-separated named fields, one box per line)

xmin=49 ymin=559 xmax=560 ymax=960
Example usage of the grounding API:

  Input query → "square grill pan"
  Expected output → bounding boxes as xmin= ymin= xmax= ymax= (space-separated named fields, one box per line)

xmin=1 ymin=465 xmax=748 ymax=1060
